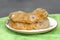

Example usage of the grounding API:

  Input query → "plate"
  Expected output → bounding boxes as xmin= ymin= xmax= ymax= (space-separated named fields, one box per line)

xmin=5 ymin=17 xmax=57 ymax=34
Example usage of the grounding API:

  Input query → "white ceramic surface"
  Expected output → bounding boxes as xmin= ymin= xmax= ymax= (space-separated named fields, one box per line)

xmin=5 ymin=17 xmax=57 ymax=34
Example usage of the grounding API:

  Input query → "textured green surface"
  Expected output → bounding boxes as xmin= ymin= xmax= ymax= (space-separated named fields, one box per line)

xmin=0 ymin=14 xmax=60 ymax=40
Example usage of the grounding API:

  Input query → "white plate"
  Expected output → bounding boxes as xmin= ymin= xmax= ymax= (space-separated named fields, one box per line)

xmin=5 ymin=17 xmax=57 ymax=34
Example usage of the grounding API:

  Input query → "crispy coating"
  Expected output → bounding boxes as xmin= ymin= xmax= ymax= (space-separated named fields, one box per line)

xmin=32 ymin=8 xmax=48 ymax=18
xmin=9 ymin=8 xmax=48 ymax=23
xmin=9 ymin=11 xmax=27 ymax=23
xmin=23 ymin=13 xmax=41 ymax=23
xmin=36 ymin=18 xmax=49 ymax=29
xmin=9 ymin=8 xmax=49 ymax=30
xmin=9 ymin=18 xmax=49 ymax=30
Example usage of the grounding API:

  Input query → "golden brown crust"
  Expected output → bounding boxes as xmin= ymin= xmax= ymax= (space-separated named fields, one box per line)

xmin=9 ymin=18 xmax=49 ymax=30
xmin=9 ymin=8 xmax=48 ymax=23
xmin=9 ymin=8 xmax=49 ymax=30
xmin=9 ymin=11 xmax=27 ymax=23
xmin=32 ymin=8 xmax=48 ymax=18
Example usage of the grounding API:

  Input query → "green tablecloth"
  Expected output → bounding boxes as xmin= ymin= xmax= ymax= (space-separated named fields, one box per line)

xmin=0 ymin=14 xmax=60 ymax=40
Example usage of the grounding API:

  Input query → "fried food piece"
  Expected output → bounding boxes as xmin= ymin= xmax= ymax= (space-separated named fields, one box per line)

xmin=9 ymin=11 xmax=39 ymax=23
xmin=9 ymin=8 xmax=48 ymax=23
xmin=32 ymin=8 xmax=48 ymax=18
xmin=9 ymin=18 xmax=49 ymax=30
xmin=36 ymin=18 xmax=49 ymax=29
xmin=9 ymin=11 xmax=27 ymax=23
xmin=26 ymin=8 xmax=48 ymax=23
xmin=9 ymin=20 xmax=27 ymax=30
